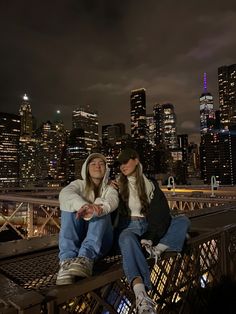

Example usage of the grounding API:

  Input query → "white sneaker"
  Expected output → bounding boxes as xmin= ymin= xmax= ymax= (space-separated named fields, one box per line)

xmin=69 ymin=256 xmax=94 ymax=277
xmin=136 ymin=292 xmax=157 ymax=314
xmin=56 ymin=259 xmax=75 ymax=285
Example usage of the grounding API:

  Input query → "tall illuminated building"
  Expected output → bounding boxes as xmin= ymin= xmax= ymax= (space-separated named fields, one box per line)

xmin=199 ymin=74 xmax=220 ymax=183
xmin=66 ymin=128 xmax=88 ymax=182
xmin=218 ymin=65 xmax=236 ymax=184
xmin=130 ymin=88 xmax=153 ymax=175
xmin=72 ymin=105 xmax=98 ymax=153
xmin=177 ymin=134 xmax=189 ymax=182
xmin=152 ymin=103 xmax=178 ymax=177
xmin=130 ymin=88 xmax=146 ymax=140
xmin=35 ymin=121 xmax=67 ymax=184
xmin=153 ymin=103 xmax=178 ymax=149
xmin=19 ymin=137 xmax=37 ymax=187
xmin=200 ymin=132 xmax=220 ymax=184
xmin=162 ymin=103 xmax=178 ymax=149
xmin=218 ymin=129 xmax=236 ymax=185
xmin=0 ymin=113 xmax=20 ymax=187
xmin=218 ymin=64 xmax=236 ymax=129
xmin=146 ymin=114 xmax=156 ymax=147
xmin=18 ymin=94 xmax=37 ymax=186
xmin=153 ymin=104 xmax=163 ymax=146
xmin=19 ymin=94 xmax=33 ymax=136
xmin=200 ymin=73 xmax=215 ymax=134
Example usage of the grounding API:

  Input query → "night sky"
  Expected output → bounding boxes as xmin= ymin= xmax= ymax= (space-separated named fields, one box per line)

xmin=1 ymin=0 xmax=236 ymax=143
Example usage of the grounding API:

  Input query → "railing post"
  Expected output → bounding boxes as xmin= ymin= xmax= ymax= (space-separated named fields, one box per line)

xmin=27 ymin=202 xmax=34 ymax=238
xmin=226 ymin=226 xmax=236 ymax=280
xmin=220 ymin=229 xmax=228 ymax=277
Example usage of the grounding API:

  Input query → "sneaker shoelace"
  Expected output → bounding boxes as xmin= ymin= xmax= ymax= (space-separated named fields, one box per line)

xmin=59 ymin=263 xmax=70 ymax=273
xmin=60 ymin=258 xmax=76 ymax=270
xmin=79 ymin=257 xmax=90 ymax=265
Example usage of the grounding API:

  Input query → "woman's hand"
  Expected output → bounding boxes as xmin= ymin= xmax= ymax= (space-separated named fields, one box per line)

xmin=76 ymin=204 xmax=103 ymax=220
xmin=110 ymin=179 xmax=119 ymax=190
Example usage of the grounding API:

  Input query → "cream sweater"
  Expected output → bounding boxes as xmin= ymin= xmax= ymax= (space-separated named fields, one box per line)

xmin=127 ymin=175 xmax=154 ymax=217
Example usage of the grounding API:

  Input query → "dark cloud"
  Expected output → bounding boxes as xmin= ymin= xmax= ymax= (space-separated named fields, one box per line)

xmin=0 ymin=0 xmax=236 ymax=144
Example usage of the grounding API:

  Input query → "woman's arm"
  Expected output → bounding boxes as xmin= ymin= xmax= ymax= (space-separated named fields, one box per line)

xmin=141 ymin=182 xmax=171 ymax=245
xmin=59 ymin=180 xmax=88 ymax=212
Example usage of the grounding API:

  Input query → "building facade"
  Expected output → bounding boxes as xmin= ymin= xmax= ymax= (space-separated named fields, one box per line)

xmin=0 ymin=113 xmax=20 ymax=187
xmin=218 ymin=64 xmax=236 ymax=129
xmin=130 ymin=88 xmax=146 ymax=140
xmin=19 ymin=94 xmax=33 ymax=136
xmin=161 ymin=103 xmax=178 ymax=149
xmin=72 ymin=105 xmax=99 ymax=153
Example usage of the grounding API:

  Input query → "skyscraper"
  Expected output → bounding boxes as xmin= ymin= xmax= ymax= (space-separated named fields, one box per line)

xmin=102 ymin=123 xmax=126 ymax=146
xmin=162 ymin=103 xmax=178 ymax=149
xmin=218 ymin=64 xmax=236 ymax=129
xmin=153 ymin=104 xmax=164 ymax=146
xmin=72 ymin=105 xmax=99 ymax=153
xmin=19 ymin=136 xmax=37 ymax=187
xmin=146 ymin=114 xmax=156 ymax=146
xmin=130 ymin=88 xmax=146 ymax=140
xmin=199 ymin=73 xmax=220 ymax=183
xmin=153 ymin=103 xmax=178 ymax=149
xmin=0 ymin=113 xmax=20 ymax=187
xmin=66 ymin=128 xmax=87 ymax=182
xmin=19 ymin=94 xmax=33 ymax=136
xmin=218 ymin=129 xmax=236 ymax=185
xmin=18 ymin=94 xmax=36 ymax=187
xmin=178 ymin=134 xmax=189 ymax=182
xmin=200 ymin=132 xmax=220 ymax=183
xmin=200 ymin=73 xmax=215 ymax=134
xmin=35 ymin=121 xmax=67 ymax=184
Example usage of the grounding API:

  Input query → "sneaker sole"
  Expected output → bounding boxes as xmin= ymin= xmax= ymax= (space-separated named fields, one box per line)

xmin=69 ymin=266 xmax=91 ymax=278
xmin=56 ymin=277 xmax=75 ymax=285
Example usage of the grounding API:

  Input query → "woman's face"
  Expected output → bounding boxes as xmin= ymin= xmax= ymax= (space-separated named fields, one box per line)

xmin=88 ymin=158 xmax=106 ymax=181
xmin=120 ymin=158 xmax=139 ymax=177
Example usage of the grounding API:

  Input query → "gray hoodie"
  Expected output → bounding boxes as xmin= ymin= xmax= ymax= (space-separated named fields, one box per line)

xmin=59 ymin=153 xmax=119 ymax=216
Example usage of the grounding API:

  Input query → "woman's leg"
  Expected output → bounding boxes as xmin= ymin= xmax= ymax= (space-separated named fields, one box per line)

xmin=159 ymin=215 xmax=191 ymax=252
xmin=79 ymin=214 xmax=113 ymax=260
xmin=59 ymin=210 xmax=87 ymax=261
xmin=57 ymin=211 xmax=87 ymax=285
xmin=118 ymin=221 xmax=151 ymax=290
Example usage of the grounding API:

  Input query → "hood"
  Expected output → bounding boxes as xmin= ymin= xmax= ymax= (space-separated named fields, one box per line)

xmin=81 ymin=153 xmax=110 ymax=185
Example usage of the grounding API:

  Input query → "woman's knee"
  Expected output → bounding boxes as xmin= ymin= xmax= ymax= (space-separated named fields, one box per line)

xmin=118 ymin=229 xmax=136 ymax=246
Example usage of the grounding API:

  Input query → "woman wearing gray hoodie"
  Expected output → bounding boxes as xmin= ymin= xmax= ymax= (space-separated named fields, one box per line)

xmin=56 ymin=153 xmax=119 ymax=285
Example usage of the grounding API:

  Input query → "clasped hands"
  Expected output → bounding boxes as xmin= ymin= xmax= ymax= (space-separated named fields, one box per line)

xmin=76 ymin=203 xmax=103 ymax=220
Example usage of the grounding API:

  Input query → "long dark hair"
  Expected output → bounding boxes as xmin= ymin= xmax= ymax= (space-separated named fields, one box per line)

xmin=119 ymin=162 xmax=149 ymax=215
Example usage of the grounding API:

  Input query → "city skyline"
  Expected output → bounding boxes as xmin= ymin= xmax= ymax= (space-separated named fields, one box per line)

xmin=1 ymin=0 xmax=236 ymax=144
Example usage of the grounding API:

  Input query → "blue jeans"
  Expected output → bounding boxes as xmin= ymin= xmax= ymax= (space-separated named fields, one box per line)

xmin=118 ymin=215 xmax=190 ymax=290
xmin=59 ymin=211 xmax=113 ymax=262
xmin=160 ymin=215 xmax=191 ymax=252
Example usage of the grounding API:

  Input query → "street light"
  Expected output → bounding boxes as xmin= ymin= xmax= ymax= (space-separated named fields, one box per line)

xmin=210 ymin=175 xmax=219 ymax=197
xmin=167 ymin=176 xmax=176 ymax=196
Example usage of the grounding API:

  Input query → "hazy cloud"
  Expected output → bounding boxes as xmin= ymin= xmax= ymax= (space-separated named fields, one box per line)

xmin=0 ymin=0 xmax=236 ymax=144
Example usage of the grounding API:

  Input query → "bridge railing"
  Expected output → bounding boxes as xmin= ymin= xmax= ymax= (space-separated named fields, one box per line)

xmin=0 ymin=194 xmax=60 ymax=239
xmin=1 ymin=193 xmax=236 ymax=241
